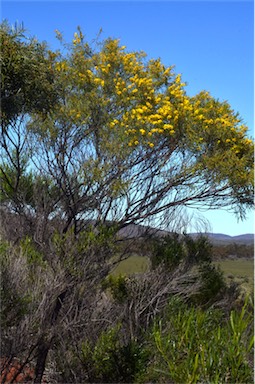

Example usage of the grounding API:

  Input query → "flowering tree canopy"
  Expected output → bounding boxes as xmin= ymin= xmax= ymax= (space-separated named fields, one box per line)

xmin=1 ymin=26 xmax=254 ymax=235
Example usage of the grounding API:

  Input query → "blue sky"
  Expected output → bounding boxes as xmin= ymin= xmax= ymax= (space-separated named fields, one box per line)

xmin=2 ymin=1 xmax=254 ymax=235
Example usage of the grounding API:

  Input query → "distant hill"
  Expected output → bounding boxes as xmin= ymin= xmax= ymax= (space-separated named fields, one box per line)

xmin=117 ymin=223 xmax=254 ymax=245
xmin=190 ymin=233 xmax=254 ymax=245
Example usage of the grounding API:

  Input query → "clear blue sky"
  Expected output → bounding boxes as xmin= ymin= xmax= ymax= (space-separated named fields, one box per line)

xmin=2 ymin=0 xmax=254 ymax=235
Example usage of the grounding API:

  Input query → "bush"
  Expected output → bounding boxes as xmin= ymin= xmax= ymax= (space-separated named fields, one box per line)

xmin=75 ymin=325 xmax=148 ymax=383
xmin=102 ymin=274 xmax=129 ymax=303
xmin=184 ymin=234 xmax=213 ymax=264
xmin=151 ymin=233 xmax=185 ymax=270
xmin=92 ymin=326 xmax=147 ymax=383
xmin=138 ymin=296 xmax=254 ymax=383
xmin=195 ymin=262 xmax=226 ymax=305
xmin=151 ymin=234 xmax=213 ymax=271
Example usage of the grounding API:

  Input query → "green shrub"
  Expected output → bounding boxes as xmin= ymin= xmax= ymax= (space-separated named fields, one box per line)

xmin=20 ymin=236 xmax=46 ymax=267
xmin=151 ymin=233 xmax=184 ymax=270
xmin=151 ymin=234 xmax=213 ymax=271
xmin=79 ymin=325 xmax=148 ymax=383
xmin=184 ymin=234 xmax=212 ymax=264
xmin=139 ymin=296 xmax=254 ymax=383
xmin=102 ymin=274 xmax=129 ymax=303
xmin=195 ymin=261 xmax=226 ymax=305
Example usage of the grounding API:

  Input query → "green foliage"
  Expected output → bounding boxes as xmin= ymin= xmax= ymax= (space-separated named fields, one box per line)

xmin=0 ymin=21 xmax=58 ymax=125
xmin=184 ymin=234 xmax=213 ymax=264
xmin=195 ymin=262 xmax=226 ymax=305
xmin=0 ymin=284 xmax=31 ymax=328
xmin=20 ymin=236 xmax=45 ymax=267
xmin=25 ymin=26 xmax=253 ymax=225
xmin=92 ymin=326 xmax=121 ymax=381
xmin=151 ymin=234 xmax=213 ymax=270
xmin=0 ymin=162 xmax=34 ymax=204
xmin=140 ymin=296 xmax=254 ymax=383
xmin=151 ymin=233 xmax=185 ymax=270
xmin=60 ymin=325 xmax=149 ymax=383
xmin=52 ymin=224 xmax=116 ymax=270
xmin=80 ymin=325 xmax=148 ymax=383
xmin=102 ymin=274 xmax=128 ymax=303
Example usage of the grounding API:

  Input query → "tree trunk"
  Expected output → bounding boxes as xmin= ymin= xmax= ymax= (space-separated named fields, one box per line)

xmin=34 ymin=290 xmax=68 ymax=383
xmin=34 ymin=339 xmax=51 ymax=384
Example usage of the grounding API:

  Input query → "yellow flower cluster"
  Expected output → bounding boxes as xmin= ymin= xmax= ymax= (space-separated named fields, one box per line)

xmin=94 ymin=78 xmax=105 ymax=87
xmin=168 ymin=75 xmax=186 ymax=99
xmin=65 ymin=36 xmax=253 ymax=154
xmin=73 ymin=32 xmax=81 ymax=45
xmin=55 ymin=61 xmax=68 ymax=71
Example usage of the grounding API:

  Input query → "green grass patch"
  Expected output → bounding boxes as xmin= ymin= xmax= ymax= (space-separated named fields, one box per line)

xmin=111 ymin=255 xmax=254 ymax=295
xmin=215 ymin=259 xmax=254 ymax=293
xmin=111 ymin=255 xmax=150 ymax=276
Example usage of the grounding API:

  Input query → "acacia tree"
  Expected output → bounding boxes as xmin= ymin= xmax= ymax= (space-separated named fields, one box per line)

xmin=1 ymin=24 xmax=253 ymax=239
xmin=27 ymin=29 xmax=254 ymax=237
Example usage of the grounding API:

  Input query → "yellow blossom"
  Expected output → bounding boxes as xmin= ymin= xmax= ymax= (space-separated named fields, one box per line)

xmin=163 ymin=124 xmax=173 ymax=130
xmin=55 ymin=62 xmax=67 ymax=71
xmin=73 ymin=32 xmax=81 ymax=45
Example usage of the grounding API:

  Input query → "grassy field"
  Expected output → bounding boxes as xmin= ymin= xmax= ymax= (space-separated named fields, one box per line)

xmin=215 ymin=258 xmax=254 ymax=293
xmin=111 ymin=255 xmax=254 ymax=293
xmin=111 ymin=254 xmax=150 ymax=276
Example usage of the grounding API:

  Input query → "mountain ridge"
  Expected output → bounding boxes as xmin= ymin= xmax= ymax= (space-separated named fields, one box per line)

xmin=189 ymin=232 xmax=254 ymax=245
xmin=117 ymin=223 xmax=254 ymax=245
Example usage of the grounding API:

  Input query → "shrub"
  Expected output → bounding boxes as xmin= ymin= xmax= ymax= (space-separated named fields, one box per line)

xmin=138 ymin=296 xmax=254 ymax=383
xmin=194 ymin=261 xmax=227 ymax=305
xmin=184 ymin=234 xmax=213 ymax=264
xmin=151 ymin=234 xmax=213 ymax=271
xmin=102 ymin=274 xmax=128 ymax=303
xmin=77 ymin=325 xmax=148 ymax=383
xmin=151 ymin=233 xmax=185 ymax=270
